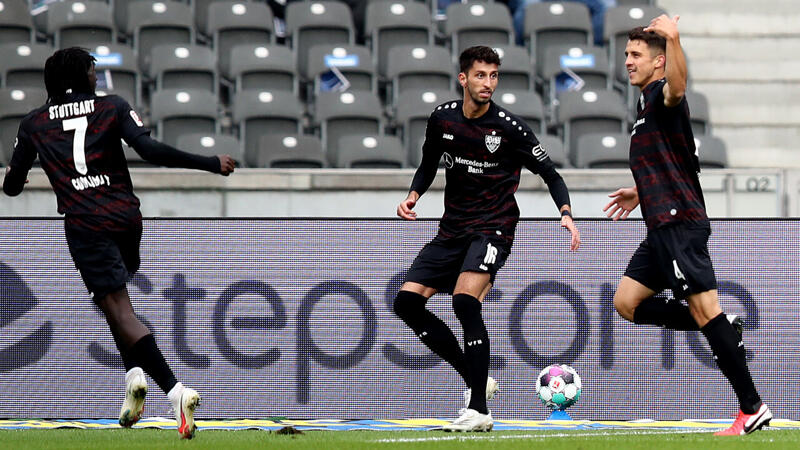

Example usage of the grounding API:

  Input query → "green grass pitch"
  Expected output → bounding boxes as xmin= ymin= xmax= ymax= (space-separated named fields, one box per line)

xmin=2 ymin=428 xmax=800 ymax=450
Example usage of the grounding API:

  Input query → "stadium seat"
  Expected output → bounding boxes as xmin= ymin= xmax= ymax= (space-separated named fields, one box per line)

xmin=46 ymin=0 xmax=115 ymax=49
xmin=542 ymin=44 xmax=611 ymax=104
xmin=524 ymin=2 xmax=592 ymax=74
xmin=365 ymin=0 xmax=433 ymax=77
xmin=148 ymin=44 xmax=217 ymax=94
xmin=0 ymin=43 xmax=50 ymax=89
xmin=204 ymin=1 xmax=275 ymax=78
xmin=617 ymin=0 xmax=655 ymax=6
xmin=0 ymin=0 xmax=33 ymax=44
xmin=314 ymin=90 xmax=383 ymax=162
xmin=687 ymin=90 xmax=711 ymax=135
xmin=492 ymin=45 xmax=534 ymax=91
xmin=225 ymin=43 xmax=298 ymax=94
xmin=285 ymin=1 xmax=355 ymax=82
xmin=493 ymin=90 xmax=546 ymax=136
xmin=604 ymin=5 xmax=667 ymax=88
xmin=126 ymin=1 xmax=194 ymax=72
xmin=386 ymin=45 xmax=454 ymax=107
xmin=445 ymin=2 xmax=513 ymax=59
xmin=695 ymin=134 xmax=728 ymax=169
xmin=149 ymin=88 xmax=219 ymax=147
xmin=394 ymin=89 xmax=453 ymax=167
xmin=305 ymin=44 xmax=376 ymax=95
xmin=0 ymin=88 xmax=46 ymax=165
xmin=88 ymin=44 xmax=142 ymax=108
xmin=256 ymin=134 xmax=326 ymax=168
xmin=335 ymin=135 xmax=405 ymax=169
xmin=232 ymin=90 xmax=305 ymax=166
xmin=557 ymin=89 xmax=628 ymax=162
xmin=175 ymin=132 xmax=244 ymax=167
xmin=574 ymin=131 xmax=630 ymax=168
xmin=538 ymin=133 xmax=569 ymax=168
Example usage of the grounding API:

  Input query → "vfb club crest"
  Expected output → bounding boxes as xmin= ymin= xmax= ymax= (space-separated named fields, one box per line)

xmin=485 ymin=134 xmax=501 ymax=153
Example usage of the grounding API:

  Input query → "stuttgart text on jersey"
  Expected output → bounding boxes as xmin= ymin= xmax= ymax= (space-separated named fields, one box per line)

xmin=48 ymin=99 xmax=95 ymax=120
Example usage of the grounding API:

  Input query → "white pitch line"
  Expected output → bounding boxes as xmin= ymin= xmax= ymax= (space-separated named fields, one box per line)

xmin=374 ymin=428 xmax=718 ymax=443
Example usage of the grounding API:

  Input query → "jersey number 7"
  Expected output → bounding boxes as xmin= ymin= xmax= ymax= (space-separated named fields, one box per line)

xmin=63 ymin=116 xmax=89 ymax=175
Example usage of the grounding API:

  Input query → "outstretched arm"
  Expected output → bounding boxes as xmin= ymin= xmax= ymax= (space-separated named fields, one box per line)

xmin=646 ymin=14 xmax=687 ymax=107
xmin=130 ymin=134 xmax=235 ymax=175
xmin=604 ymin=187 xmax=639 ymax=220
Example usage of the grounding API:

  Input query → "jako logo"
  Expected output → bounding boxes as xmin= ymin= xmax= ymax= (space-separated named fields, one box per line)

xmin=0 ymin=263 xmax=52 ymax=372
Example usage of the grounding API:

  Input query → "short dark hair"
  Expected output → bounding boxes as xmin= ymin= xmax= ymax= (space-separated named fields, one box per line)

xmin=459 ymin=46 xmax=501 ymax=74
xmin=44 ymin=47 xmax=96 ymax=102
xmin=627 ymin=27 xmax=666 ymax=55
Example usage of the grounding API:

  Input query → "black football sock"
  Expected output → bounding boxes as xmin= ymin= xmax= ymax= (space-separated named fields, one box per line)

xmin=633 ymin=297 xmax=699 ymax=331
xmin=701 ymin=313 xmax=762 ymax=414
xmin=110 ymin=330 xmax=138 ymax=372
xmin=393 ymin=290 xmax=469 ymax=385
xmin=129 ymin=334 xmax=179 ymax=394
xmin=453 ymin=293 xmax=489 ymax=415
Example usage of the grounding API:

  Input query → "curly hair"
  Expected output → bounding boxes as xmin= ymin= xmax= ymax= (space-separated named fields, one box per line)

xmin=459 ymin=46 xmax=501 ymax=74
xmin=44 ymin=47 xmax=96 ymax=102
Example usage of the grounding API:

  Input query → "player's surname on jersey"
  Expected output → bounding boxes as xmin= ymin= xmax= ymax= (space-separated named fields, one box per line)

xmin=48 ymin=99 xmax=96 ymax=120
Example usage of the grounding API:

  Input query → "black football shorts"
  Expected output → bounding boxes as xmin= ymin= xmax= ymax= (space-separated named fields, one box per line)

xmin=65 ymin=224 xmax=142 ymax=303
xmin=624 ymin=223 xmax=717 ymax=299
xmin=406 ymin=233 xmax=511 ymax=294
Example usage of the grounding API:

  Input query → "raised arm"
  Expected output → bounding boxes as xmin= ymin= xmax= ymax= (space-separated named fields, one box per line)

xmin=646 ymin=14 xmax=687 ymax=107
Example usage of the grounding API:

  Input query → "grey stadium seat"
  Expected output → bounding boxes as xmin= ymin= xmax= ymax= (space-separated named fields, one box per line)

xmin=525 ymin=1 xmax=592 ymax=74
xmin=0 ymin=0 xmax=34 ymax=44
xmin=256 ymin=134 xmax=326 ymax=168
xmin=149 ymin=88 xmax=219 ymax=146
xmin=695 ymin=134 xmax=728 ymax=169
xmin=492 ymin=45 xmax=534 ymax=91
xmin=0 ymin=88 xmax=47 ymax=165
xmin=314 ymin=90 xmax=383 ymax=161
xmin=175 ymin=132 xmax=244 ymax=167
xmin=493 ymin=90 xmax=546 ymax=136
xmin=365 ymin=0 xmax=433 ymax=77
xmin=445 ymin=2 xmax=513 ymax=59
xmin=232 ymin=90 xmax=305 ymax=166
xmin=47 ymin=0 xmax=115 ymax=49
xmin=394 ymin=89 xmax=453 ymax=167
xmin=604 ymin=5 xmax=667 ymax=86
xmin=305 ymin=44 xmax=376 ymax=95
xmin=542 ymin=44 xmax=611 ymax=103
xmin=89 ymin=44 xmax=142 ymax=108
xmin=386 ymin=45 xmax=454 ymax=107
xmin=687 ymin=90 xmax=711 ymax=135
xmin=205 ymin=1 xmax=274 ymax=78
xmin=575 ymin=132 xmax=630 ymax=168
xmin=538 ymin=134 xmax=569 ymax=168
xmin=557 ymin=89 xmax=628 ymax=163
xmin=0 ymin=43 xmax=50 ymax=89
xmin=335 ymin=135 xmax=405 ymax=169
xmin=225 ymin=44 xmax=298 ymax=94
xmin=148 ymin=44 xmax=217 ymax=94
xmin=286 ymin=1 xmax=355 ymax=82
xmin=126 ymin=1 xmax=194 ymax=71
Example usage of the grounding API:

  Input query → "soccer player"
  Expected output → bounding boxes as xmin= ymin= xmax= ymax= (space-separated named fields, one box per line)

xmin=604 ymin=16 xmax=771 ymax=435
xmin=2 ymin=48 xmax=236 ymax=439
xmin=394 ymin=46 xmax=580 ymax=432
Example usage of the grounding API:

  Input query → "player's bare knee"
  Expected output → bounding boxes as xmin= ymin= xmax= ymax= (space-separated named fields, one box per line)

xmin=613 ymin=293 xmax=635 ymax=322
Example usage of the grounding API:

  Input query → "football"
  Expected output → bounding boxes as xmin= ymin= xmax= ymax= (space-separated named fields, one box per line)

xmin=535 ymin=364 xmax=582 ymax=410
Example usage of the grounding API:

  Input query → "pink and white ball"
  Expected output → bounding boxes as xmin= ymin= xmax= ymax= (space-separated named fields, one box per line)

xmin=535 ymin=364 xmax=582 ymax=410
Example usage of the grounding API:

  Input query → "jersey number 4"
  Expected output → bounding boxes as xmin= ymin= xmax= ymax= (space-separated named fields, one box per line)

xmin=63 ymin=116 xmax=89 ymax=175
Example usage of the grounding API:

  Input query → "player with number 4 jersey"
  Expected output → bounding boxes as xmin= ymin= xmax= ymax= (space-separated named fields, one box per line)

xmin=393 ymin=46 xmax=580 ymax=432
xmin=3 ymin=47 xmax=235 ymax=440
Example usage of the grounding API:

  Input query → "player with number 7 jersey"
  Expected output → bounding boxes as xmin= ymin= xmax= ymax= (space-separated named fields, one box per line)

xmin=2 ymin=47 xmax=235 ymax=440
